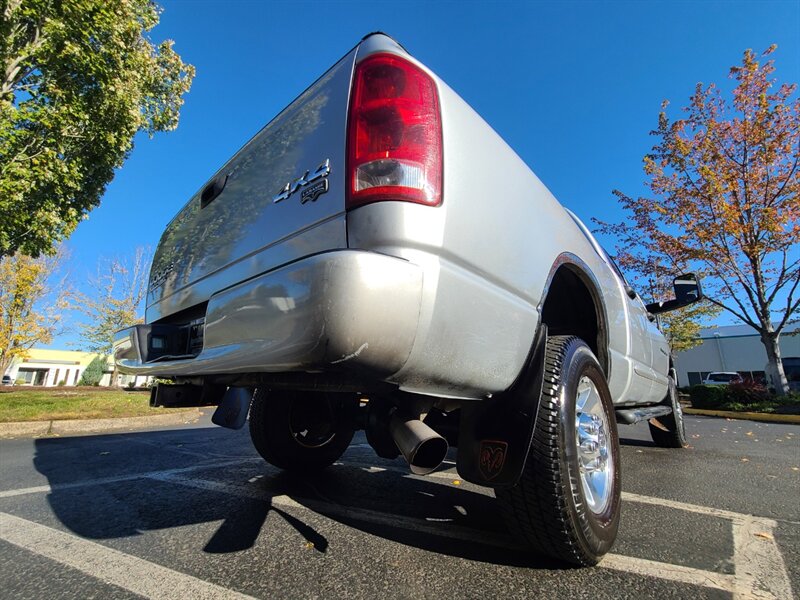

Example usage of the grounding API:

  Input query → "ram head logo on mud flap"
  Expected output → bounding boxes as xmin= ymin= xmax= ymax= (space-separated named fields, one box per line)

xmin=478 ymin=440 xmax=509 ymax=481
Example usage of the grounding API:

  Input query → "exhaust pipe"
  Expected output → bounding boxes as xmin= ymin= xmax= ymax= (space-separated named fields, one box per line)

xmin=389 ymin=411 xmax=449 ymax=475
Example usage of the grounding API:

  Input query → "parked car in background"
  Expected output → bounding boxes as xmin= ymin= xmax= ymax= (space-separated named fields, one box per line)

xmin=702 ymin=372 xmax=744 ymax=386
xmin=1 ymin=375 xmax=13 ymax=386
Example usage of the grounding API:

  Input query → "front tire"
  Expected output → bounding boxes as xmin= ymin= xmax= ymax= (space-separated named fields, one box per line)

xmin=496 ymin=336 xmax=621 ymax=566
xmin=648 ymin=373 xmax=688 ymax=448
xmin=249 ymin=389 xmax=356 ymax=471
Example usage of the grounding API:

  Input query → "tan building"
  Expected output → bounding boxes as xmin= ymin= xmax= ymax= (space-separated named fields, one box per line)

xmin=3 ymin=349 xmax=150 ymax=387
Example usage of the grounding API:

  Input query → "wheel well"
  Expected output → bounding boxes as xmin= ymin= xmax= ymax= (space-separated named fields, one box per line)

xmin=541 ymin=265 xmax=608 ymax=375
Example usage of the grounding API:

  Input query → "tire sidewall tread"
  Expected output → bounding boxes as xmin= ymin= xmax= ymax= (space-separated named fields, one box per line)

xmin=249 ymin=389 xmax=355 ymax=471
xmin=648 ymin=376 xmax=689 ymax=448
xmin=497 ymin=335 xmax=621 ymax=567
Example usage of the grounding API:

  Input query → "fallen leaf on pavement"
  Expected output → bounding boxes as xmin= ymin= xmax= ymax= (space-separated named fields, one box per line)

xmin=741 ymin=458 xmax=749 ymax=462
xmin=754 ymin=532 xmax=774 ymax=541
xmin=452 ymin=480 xmax=461 ymax=486
xmin=303 ymin=542 xmax=315 ymax=549
xmin=746 ymin=431 xmax=753 ymax=436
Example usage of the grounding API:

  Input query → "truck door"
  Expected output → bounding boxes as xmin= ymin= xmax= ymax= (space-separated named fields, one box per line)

xmin=603 ymin=254 xmax=655 ymax=403
xmin=626 ymin=289 xmax=658 ymax=402
xmin=646 ymin=315 xmax=671 ymax=401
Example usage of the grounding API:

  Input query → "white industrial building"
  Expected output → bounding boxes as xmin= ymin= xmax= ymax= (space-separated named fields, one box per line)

xmin=674 ymin=323 xmax=800 ymax=388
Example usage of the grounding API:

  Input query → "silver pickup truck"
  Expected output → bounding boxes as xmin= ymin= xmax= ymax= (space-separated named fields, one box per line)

xmin=114 ymin=33 xmax=702 ymax=566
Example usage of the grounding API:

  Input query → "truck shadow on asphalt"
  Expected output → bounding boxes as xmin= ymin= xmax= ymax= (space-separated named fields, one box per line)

xmin=617 ymin=437 xmax=658 ymax=448
xmin=31 ymin=427 xmax=620 ymax=570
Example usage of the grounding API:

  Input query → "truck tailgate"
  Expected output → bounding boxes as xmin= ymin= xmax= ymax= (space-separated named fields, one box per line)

xmin=146 ymin=49 xmax=356 ymax=322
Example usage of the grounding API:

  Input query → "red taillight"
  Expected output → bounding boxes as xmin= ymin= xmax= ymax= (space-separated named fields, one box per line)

xmin=346 ymin=53 xmax=442 ymax=210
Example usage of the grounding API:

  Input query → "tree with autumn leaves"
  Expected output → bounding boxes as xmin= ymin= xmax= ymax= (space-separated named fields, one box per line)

xmin=0 ymin=252 xmax=66 ymax=377
xmin=599 ymin=46 xmax=799 ymax=395
xmin=0 ymin=247 xmax=149 ymax=381
xmin=72 ymin=247 xmax=150 ymax=355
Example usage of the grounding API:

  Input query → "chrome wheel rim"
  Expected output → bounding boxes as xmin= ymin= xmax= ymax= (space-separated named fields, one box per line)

xmin=289 ymin=397 xmax=336 ymax=449
xmin=575 ymin=376 xmax=613 ymax=514
xmin=673 ymin=386 xmax=685 ymax=437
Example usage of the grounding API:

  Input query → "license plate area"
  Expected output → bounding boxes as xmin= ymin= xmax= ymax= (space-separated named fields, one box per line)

xmin=137 ymin=318 xmax=205 ymax=363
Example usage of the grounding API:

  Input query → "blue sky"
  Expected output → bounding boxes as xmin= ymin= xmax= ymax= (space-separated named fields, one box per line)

xmin=53 ymin=0 xmax=800 ymax=347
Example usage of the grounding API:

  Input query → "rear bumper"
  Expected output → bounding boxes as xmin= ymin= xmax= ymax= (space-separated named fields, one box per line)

xmin=113 ymin=251 xmax=423 ymax=379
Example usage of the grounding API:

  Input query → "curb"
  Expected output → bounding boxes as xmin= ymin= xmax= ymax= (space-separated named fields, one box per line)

xmin=0 ymin=409 xmax=204 ymax=439
xmin=683 ymin=408 xmax=800 ymax=424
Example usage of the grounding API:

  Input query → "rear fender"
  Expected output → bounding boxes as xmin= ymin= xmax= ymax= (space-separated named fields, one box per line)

xmin=456 ymin=324 xmax=547 ymax=487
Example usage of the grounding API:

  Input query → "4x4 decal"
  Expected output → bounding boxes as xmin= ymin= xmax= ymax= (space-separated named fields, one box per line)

xmin=272 ymin=159 xmax=331 ymax=204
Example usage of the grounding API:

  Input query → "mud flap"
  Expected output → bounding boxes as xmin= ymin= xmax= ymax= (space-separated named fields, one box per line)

xmin=456 ymin=325 xmax=547 ymax=488
xmin=211 ymin=387 xmax=253 ymax=430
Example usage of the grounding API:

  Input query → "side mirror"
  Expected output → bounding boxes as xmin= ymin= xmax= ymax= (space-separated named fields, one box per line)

xmin=645 ymin=273 xmax=703 ymax=315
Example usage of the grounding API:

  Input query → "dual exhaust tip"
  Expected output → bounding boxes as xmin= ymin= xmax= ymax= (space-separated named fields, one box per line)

xmin=389 ymin=411 xmax=448 ymax=475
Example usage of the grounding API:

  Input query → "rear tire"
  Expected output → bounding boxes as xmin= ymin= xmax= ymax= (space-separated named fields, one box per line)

xmin=496 ymin=336 xmax=621 ymax=567
xmin=249 ymin=389 xmax=356 ymax=471
xmin=648 ymin=374 xmax=688 ymax=448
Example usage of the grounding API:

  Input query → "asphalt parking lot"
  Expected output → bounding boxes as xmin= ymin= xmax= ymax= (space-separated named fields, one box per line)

xmin=0 ymin=414 xmax=797 ymax=599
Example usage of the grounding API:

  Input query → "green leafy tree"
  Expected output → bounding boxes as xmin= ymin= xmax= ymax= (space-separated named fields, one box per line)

xmin=659 ymin=305 xmax=720 ymax=353
xmin=0 ymin=0 xmax=194 ymax=258
xmin=77 ymin=354 xmax=106 ymax=386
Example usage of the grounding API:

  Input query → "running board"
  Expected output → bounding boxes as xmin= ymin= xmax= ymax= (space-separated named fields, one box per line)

xmin=615 ymin=405 xmax=672 ymax=425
